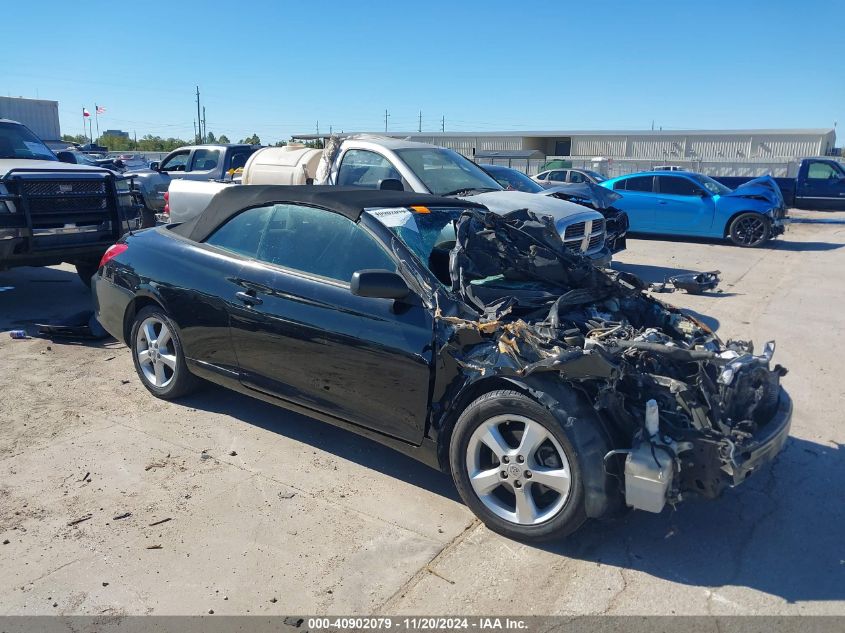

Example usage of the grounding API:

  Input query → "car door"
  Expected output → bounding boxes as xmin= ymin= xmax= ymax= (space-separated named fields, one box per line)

xmin=652 ymin=175 xmax=714 ymax=234
xmin=336 ymin=148 xmax=404 ymax=189
xmin=184 ymin=148 xmax=222 ymax=181
xmin=158 ymin=149 xmax=191 ymax=181
xmin=225 ymin=203 xmax=434 ymax=444
xmin=611 ymin=175 xmax=656 ymax=231
xmin=568 ymin=170 xmax=587 ymax=184
xmin=799 ymin=160 xmax=845 ymax=207
xmin=548 ymin=170 xmax=567 ymax=185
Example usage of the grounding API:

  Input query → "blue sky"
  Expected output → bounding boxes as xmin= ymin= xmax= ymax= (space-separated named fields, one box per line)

xmin=2 ymin=0 xmax=843 ymax=144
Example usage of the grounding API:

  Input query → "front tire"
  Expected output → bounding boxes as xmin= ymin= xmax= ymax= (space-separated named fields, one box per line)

xmin=449 ymin=390 xmax=587 ymax=541
xmin=728 ymin=213 xmax=771 ymax=247
xmin=130 ymin=306 xmax=199 ymax=399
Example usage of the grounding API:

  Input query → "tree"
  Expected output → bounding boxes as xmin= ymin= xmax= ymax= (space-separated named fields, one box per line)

xmin=206 ymin=131 xmax=217 ymax=143
xmin=61 ymin=134 xmax=88 ymax=145
xmin=240 ymin=133 xmax=261 ymax=145
xmin=273 ymin=140 xmax=288 ymax=147
xmin=218 ymin=134 xmax=230 ymax=144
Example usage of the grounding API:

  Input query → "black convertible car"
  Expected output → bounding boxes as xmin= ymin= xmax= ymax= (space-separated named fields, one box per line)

xmin=93 ymin=186 xmax=792 ymax=541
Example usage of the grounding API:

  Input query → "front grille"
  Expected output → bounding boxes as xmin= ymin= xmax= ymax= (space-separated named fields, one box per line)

xmin=588 ymin=233 xmax=604 ymax=250
xmin=14 ymin=176 xmax=117 ymax=240
xmin=21 ymin=180 xmax=105 ymax=196
xmin=565 ymin=222 xmax=586 ymax=240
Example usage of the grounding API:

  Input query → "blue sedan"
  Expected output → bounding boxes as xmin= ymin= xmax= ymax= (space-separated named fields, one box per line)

xmin=599 ymin=171 xmax=787 ymax=247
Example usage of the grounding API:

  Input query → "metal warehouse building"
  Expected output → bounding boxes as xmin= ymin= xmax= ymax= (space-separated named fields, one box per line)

xmin=0 ymin=96 xmax=61 ymax=141
xmin=295 ymin=128 xmax=836 ymax=177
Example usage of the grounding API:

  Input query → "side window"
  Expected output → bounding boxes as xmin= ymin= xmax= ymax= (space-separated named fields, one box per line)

xmin=657 ymin=176 xmax=697 ymax=196
xmin=549 ymin=170 xmax=566 ymax=182
xmin=569 ymin=171 xmax=586 ymax=183
xmin=337 ymin=149 xmax=401 ymax=188
xmin=159 ymin=150 xmax=190 ymax=172
xmin=624 ymin=176 xmax=655 ymax=192
xmin=255 ymin=204 xmax=396 ymax=283
xmin=613 ymin=179 xmax=627 ymax=191
xmin=229 ymin=151 xmax=251 ymax=171
xmin=190 ymin=149 xmax=221 ymax=172
xmin=807 ymin=161 xmax=841 ymax=180
xmin=535 ymin=172 xmax=547 ymax=181
xmin=204 ymin=205 xmax=275 ymax=257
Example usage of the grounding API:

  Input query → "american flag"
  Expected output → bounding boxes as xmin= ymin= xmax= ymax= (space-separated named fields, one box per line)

xmin=95 ymin=105 xmax=106 ymax=115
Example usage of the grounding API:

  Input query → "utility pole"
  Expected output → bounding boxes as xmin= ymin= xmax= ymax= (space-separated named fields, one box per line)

xmin=133 ymin=130 xmax=137 ymax=149
xmin=418 ymin=110 xmax=422 ymax=133
xmin=329 ymin=125 xmax=333 ymax=135
xmin=441 ymin=115 xmax=445 ymax=133
xmin=195 ymin=86 xmax=202 ymax=144
xmin=202 ymin=106 xmax=207 ymax=143
xmin=316 ymin=120 xmax=320 ymax=136
xmin=193 ymin=120 xmax=197 ymax=142
xmin=384 ymin=109 xmax=389 ymax=133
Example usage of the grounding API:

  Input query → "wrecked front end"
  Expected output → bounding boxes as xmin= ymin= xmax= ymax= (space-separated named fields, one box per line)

xmin=436 ymin=209 xmax=791 ymax=515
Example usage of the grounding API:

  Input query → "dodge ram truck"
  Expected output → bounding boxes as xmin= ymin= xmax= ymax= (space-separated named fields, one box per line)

xmin=0 ymin=119 xmax=139 ymax=286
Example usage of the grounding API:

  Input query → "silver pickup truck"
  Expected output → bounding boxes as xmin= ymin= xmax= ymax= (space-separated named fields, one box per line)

xmin=169 ymin=136 xmax=612 ymax=265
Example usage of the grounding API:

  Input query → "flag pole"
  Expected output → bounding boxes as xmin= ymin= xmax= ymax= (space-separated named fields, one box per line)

xmin=94 ymin=103 xmax=100 ymax=143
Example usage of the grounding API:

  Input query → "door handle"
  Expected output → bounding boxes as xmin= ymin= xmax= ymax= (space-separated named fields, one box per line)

xmin=235 ymin=291 xmax=262 ymax=305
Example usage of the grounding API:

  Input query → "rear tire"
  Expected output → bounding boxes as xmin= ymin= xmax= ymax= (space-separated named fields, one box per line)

xmin=449 ymin=390 xmax=588 ymax=541
xmin=728 ymin=213 xmax=771 ymax=247
xmin=130 ymin=306 xmax=200 ymax=399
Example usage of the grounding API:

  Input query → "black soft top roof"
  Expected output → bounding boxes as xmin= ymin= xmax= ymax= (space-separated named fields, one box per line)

xmin=170 ymin=185 xmax=485 ymax=242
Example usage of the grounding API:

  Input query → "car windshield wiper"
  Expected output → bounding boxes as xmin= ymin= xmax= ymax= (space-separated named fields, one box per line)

xmin=440 ymin=187 xmax=499 ymax=197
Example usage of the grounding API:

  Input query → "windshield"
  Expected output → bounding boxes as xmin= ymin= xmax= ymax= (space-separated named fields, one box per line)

xmin=484 ymin=165 xmax=544 ymax=193
xmin=693 ymin=174 xmax=732 ymax=195
xmin=0 ymin=122 xmax=57 ymax=161
xmin=366 ymin=206 xmax=465 ymax=285
xmin=394 ymin=148 xmax=502 ymax=196
xmin=583 ymin=170 xmax=607 ymax=182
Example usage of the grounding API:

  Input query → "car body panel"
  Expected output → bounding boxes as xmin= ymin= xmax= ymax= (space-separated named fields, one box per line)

xmin=601 ymin=171 xmax=785 ymax=239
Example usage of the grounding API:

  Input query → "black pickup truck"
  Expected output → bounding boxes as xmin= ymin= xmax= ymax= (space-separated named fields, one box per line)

xmin=0 ymin=119 xmax=139 ymax=286
xmin=716 ymin=157 xmax=845 ymax=210
xmin=126 ymin=144 xmax=259 ymax=224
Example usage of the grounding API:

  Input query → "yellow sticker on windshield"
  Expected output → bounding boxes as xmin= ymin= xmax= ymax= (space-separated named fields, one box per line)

xmin=410 ymin=205 xmax=431 ymax=214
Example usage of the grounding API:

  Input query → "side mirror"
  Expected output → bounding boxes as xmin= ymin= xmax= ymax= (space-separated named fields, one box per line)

xmin=378 ymin=178 xmax=404 ymax=191
xmin=149 ymin=161 xmax=160 ymax=171
xmin=56 ymin=151 xmax=77 ymax=164
xmin=351 ymin=269 xmax=410 ymax=300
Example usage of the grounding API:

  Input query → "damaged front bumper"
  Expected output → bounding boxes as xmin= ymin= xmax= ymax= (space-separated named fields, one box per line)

xmin=697 ymin=387 xmax=791 ymax=493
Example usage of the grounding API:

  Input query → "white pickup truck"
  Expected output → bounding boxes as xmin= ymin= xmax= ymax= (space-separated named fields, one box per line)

xmin=168 ymin=136 xmax=612 ymax=264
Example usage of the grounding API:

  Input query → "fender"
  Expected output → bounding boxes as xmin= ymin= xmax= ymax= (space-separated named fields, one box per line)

xmin=432 ymin=370 xmax=625 ymax=519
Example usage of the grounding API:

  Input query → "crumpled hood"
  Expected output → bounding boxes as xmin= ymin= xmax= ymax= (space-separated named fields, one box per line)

xmin=722 ymin=175 xmax=784 ymax=208
xmin=541 ymin=182 xmax=622 ymax=210
xmin=460 ymin=190 xmax=601 ymax=224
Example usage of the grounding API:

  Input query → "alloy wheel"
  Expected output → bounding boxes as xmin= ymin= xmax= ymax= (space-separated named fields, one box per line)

xmin=733 ymin=216 xmax=767 ymax=246
xmin=135 ymin=316 xmax=178 ymax=388
xmin=465 ymin=414 xmax=571 ymax=525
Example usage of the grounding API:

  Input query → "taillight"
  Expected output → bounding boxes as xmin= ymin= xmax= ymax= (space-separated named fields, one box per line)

xmin=163 ymin=191 xmax=170 ymax=215
xmin=99 ymin=243 xmax=129 ymax=269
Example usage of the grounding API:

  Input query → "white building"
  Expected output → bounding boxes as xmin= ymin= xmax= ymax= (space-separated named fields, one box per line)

xmin=294 ymin=128 xmax=837 ymax=177
xmin=0 ymin=96 xmax=61 ymax=141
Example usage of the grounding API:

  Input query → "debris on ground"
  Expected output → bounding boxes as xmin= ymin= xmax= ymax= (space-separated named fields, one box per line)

xmin=200 ymin=450 xmax=211 ymax=460
xmin=113 ymin=512 xmax=132 ymax=520
xmin=649 ymin=270 xmax=721 ymax=294
xmin=228 ymin=450 xmax=237 ymax=457
xmin=35 ymin=311 xmax=109 ymax=340
xmin=67 ymin=514 xmax=93 ymax=526
xmin=9 ymin=330 xmax=28 ymax=340
xmin=146 ymin=544 xmax=162 ymax=550
xmin=278 ymin=491 xmax=296 ymax=500
xmin=148 ymin=517 xmax=172 ymax=527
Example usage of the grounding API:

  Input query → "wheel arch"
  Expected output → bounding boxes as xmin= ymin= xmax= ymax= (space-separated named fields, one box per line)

xmin=723 ymin=208 xmax=767 ymax=238
xmin=435 ymin=373 xmax=625 ymax=520
xmin=122 ymin=289 xmax=167 ymax=344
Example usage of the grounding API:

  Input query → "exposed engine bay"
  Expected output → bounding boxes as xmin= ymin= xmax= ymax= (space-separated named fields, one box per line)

xmin=433 ymin=208 xmax=790 ymax=512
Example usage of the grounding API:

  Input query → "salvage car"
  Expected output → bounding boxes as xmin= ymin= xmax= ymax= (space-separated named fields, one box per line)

xmin=93 ymin=186 xmax=792 ymax=541
xmin=601 ymin=171 xmax=787 ymax=247
xmin=533 ymin=168 xmax=606 ymax=187
xmin=481 ymin=164 xmax=629 ymax=253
